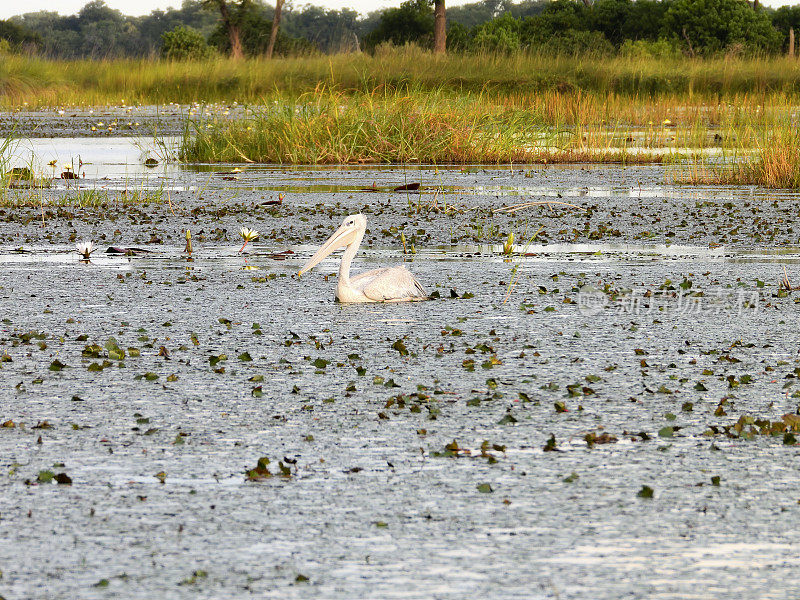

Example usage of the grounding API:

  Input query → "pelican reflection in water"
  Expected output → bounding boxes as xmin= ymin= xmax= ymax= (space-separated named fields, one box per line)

xmin=298 ymin=214 xmax=428 ymax=303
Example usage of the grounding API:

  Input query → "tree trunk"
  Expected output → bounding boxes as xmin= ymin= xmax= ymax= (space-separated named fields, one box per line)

xmin=217 ymin=1 xmax=243 ymax=60
xmin=790 ymin=28 xmax=796 ymax=59
xmin=266 ymin=0 xmax=284 ymax=59
xmin=681 ymin=27 xmax=695 ymax=58
xmin=434 ymin=0 xmax=446 ymax=55
xmin=229 ymin=25 xmax=244 ymax=59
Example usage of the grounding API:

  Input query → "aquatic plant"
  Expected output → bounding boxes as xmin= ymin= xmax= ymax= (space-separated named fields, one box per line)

xmin=239 ymin=226 xmax=259 ymax=252
xmin=75 ymin=240 xmax=96 ymax=259
xmin=502 ymin=232 xmax=514 ymax=255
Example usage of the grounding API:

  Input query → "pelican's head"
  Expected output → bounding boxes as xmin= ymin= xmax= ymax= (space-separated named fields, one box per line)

xmin=298 ymin=214 xmax=366 ymax=276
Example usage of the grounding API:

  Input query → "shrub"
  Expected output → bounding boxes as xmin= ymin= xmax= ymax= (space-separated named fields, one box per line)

xmin=619 ymin=38 xmax=681 ymax=59
xmin=535 ymin=30 xmax=615 ymax=57
xmin=662 ymin=0 xmax=781 ymax=56
xmin=471 ymin=13 xmax=522 ymax=54
xmin=161 ymin=26 xmax=213 ymax=61
xmin=363 ymin=0 xmax=434 ymax=51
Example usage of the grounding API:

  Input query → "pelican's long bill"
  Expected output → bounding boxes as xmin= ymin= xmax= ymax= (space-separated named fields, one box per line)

xmin=298 ymin=221 xmax=359 ymax=276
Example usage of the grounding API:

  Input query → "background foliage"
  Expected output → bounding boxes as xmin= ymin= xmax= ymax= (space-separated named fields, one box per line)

xmin=1 ymin=0 xmax=798 ymax=58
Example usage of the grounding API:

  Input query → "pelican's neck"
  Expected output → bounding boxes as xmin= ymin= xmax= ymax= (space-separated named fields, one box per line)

xmin=338 ymin=229 xmax=364 ymax=286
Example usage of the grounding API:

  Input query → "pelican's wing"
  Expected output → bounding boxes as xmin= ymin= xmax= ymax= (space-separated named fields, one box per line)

xmin=355 ymin=266 xmax=428 ymax=302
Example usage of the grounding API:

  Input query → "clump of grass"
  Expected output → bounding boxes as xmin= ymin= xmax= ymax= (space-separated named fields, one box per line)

xmin=180 ymin=86 xmax=667 ymax=164
xmin=7 ymin=49 xmax=800 ymax=174
xmin=753 ymin=130 xmax=800 ymax=189
xmin=0 ymin=186 xmax=164 ymax=208
xmin=681 ymin=125 xmax=800 ymax=189
xmin=65 ymin=187 xmax=165 ymax=207
xmin=175 ymin=74 xmax=800 ymax=165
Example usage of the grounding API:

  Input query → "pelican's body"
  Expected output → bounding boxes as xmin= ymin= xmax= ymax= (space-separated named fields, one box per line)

xmin=298 ymin=214 xmax=427 ymax=303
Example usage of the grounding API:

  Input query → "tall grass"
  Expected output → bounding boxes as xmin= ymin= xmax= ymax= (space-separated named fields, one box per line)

xmin=0 ymin=186 xmax=165 ymax=208
xmin=6 ymin=48 xmax=800 ymax=107
xmin=6 ymin=49 xmax=800 ymax=182
xmin=682 ymin=125 xmax=800 ymax=189
xmin=180 ymin=85 xmax=671 ymax=164
xmin=179 ymin=82 xmax=799 ymax=165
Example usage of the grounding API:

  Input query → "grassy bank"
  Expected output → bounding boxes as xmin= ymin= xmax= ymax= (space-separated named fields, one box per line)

xmin=5 ymin=48 xmax=800 ymax=107
xmin=5 ymin=49 xmax=800 ymax=182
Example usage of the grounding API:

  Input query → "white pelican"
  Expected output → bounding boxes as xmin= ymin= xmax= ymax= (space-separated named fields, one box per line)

xmin=298 ymin=214 xmax=428 ymax=303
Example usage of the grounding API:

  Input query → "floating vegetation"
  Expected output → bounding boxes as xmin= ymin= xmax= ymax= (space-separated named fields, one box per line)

xmin=0 ymin=185 xmax=165 ymax=208
xmin=245 ymin=457 xmax=292 ymax=481
xmin=1 ymin=128 xmax=800 ymax=598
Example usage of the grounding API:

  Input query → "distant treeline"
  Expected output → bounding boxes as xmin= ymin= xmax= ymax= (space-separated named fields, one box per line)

xmin=3 ymin=0 xmax=800 ymax=58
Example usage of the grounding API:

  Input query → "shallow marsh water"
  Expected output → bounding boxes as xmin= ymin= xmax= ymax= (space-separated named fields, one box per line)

xmin=1 ymin=134 xmax=800 ymax=599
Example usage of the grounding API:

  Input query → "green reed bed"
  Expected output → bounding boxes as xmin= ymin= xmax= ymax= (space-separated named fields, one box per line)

xmin=6 ymin=49 xmax=800 ymax=107
xmin=180 ymin=85 xmax=800 ymax=177
xmin=179 ymin=87 xmax=671 ymax=164
xmin=682 ymin=124 xmax=800 ymax=189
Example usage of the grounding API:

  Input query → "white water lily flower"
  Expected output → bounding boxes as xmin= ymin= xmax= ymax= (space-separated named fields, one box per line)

xmin=239 ymin=227 xmax=259 ymax=252
xmin=76 ymin=241 xmax=96 ymax=259
xmin=240 ymin=227 xmax=259 ymax=242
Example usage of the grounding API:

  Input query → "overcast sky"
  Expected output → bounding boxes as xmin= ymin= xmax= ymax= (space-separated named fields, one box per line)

xmin=0 ymin=0 xmax=794 ymax=20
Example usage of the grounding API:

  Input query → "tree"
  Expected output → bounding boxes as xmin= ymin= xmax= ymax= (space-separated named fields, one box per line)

xmin=280 ymin=6 xmax=360 ymax=54
xmin=434 ymin=0 xmax=446 ymax=53
xmin=76 ymin=1 xmax=141 ymax=58
xmin=507 ymin=0 xmax=548 ymax=20
xmin=362 ymin=0 xmax=434 ymax=51
xmin=445 ymin=20 xmax=471 ymax=50
xmin=78 ymin=0 xmax=122 ymax=23
xmin=590 ymin=0 xmax=633 ymax=46
xmin=448 ymin=0 xmax=514 ymax=28
xmin=201 ymin=0 xmax=252 ymax=59
xmin=662 ymin=0 xmax=781 ymax=55
xmin=472 ymin=13 xmax=521 ymax=52
xmin=772 ymin=6 xmax=800 ymax=52
xmin=520 ymin=0 xmax=590 ymax=44
xmin=208 ymin=3 xmax=313 ymax=57
xmin=136 ymin=1 xmax=218 ymax=57
xmin=0 ymin=19 xmax=42 ymax=51
xmin=161 ymin=25 xmax=213 ymax=59
xmin=265 ymin=0 xmax=283 ymax=59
